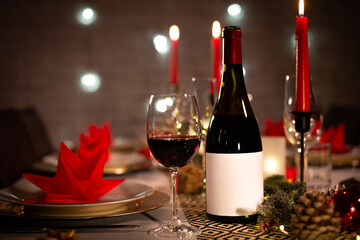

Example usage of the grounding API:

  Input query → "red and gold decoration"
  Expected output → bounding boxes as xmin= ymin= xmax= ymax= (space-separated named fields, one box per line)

xmin=330 ymin=188 xmax=360 ymax=231
xmin=258 ymin=176 xmax=360 ymax=236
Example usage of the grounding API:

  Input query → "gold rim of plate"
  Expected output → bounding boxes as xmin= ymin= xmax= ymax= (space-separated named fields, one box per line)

xmin=102 ymin=160 xmax=153 ymax=175
xmin=32 ymin=153 xmax=153 ymax=175
xmin=0 ymin=190 xmax=169 ymax=219
xmin=332 ymin=153 xmax=360 ymax=167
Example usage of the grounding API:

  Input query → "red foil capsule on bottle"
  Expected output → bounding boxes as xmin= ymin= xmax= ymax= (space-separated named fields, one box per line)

xmin=223 ymin=26 xmax=242 ymax=65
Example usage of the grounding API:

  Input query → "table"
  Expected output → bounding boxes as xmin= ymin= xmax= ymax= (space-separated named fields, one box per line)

xmin=0 ymin=168 xmax=197 ymax=240
xmin=179 ymin=167 xmax=359 ymax=240
xmin=0 ymin=167 xmax=358 ymax=240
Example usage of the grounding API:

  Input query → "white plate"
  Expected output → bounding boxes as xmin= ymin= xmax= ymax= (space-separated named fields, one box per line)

xmin=0 ymin=179 xmax=155 ymax=218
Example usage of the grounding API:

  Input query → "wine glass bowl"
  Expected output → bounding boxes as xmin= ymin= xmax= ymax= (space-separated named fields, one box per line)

xmin=147 ymin=93 xmax=202 ymax=238
xmin=191 ymin=77 xmax=217 ymax=137
xmin=283 ymin=75 xmax=323 ymax=148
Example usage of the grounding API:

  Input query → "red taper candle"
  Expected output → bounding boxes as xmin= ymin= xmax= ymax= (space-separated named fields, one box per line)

xmin=212 ymin=21 xmax=221 ymax=94
xmin=295 ymin=0 xmax=310 ymax=112
xmin=169 ymin=25 xmax=180 ymax=88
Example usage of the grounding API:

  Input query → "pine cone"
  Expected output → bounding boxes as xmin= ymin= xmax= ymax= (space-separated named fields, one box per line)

xmin=259 ymin=218 xmax=278 ymax=233
xmin=291 ymin=191 xmax=341 ymax=240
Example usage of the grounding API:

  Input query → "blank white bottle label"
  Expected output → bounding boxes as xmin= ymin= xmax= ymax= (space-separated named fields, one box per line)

xmin=206 ymin=152 xmax=263 ymax=216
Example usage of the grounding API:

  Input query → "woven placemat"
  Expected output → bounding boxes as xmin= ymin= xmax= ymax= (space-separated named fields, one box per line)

xmin=179 ymin=194 xmax=291 ymax=239
xmin=180 ymin=194 xmax=353 ymax=240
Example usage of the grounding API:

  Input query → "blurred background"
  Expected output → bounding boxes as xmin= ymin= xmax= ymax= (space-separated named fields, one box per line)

xmin=0 ymin=0 xmax=359 ymax=147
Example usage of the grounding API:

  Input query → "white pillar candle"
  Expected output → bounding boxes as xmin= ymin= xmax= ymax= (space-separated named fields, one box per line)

xmin=262 ymin=136 xmax=286 ymax=179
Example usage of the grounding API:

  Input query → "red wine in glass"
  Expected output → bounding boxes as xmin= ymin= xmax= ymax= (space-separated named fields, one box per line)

xmin=147 ymin=135 xmax=200 ymax=168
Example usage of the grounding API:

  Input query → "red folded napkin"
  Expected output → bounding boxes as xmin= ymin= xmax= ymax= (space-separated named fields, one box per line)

xmin=137 ymin=147 xmax=152 ymax=160
xmin=263 ymin=118 xmax=285 ymax=137
xmin=23 ymin=142 xmax=124 ymax=204
xmin=77 ymin=122 xmax=112 ymax=162
xmin=319 ymin=123 xmax=352 ymax=154
xmin=311 ymin=118 xmax=322 ymax=137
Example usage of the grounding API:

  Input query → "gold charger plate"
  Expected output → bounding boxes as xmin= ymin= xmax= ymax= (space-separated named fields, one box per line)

xmin=332 ymin=146 xmax=360 ymax=167
xmin=33 ymin=151 xmax=153 ymax=175
xmin=103 ymin=152 xmax=153 ymax=175
xmin=0 ymin=181 xmax=169 ymax=219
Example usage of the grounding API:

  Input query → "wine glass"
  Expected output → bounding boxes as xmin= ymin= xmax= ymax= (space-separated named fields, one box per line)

xmin=283 ymin=75 xmax=323 ymax=147
xmin=147 ymin=93 xmax=202 ymax=238
xmin=191 ymin=77 xmax=217 ymax=197
xmin=191 ymin=77 xmax=217 ymax=166
xmin=191 ymin=77 xmax=217 ymax=134
xmin=283 ymin=75 xmax=323 ymax=180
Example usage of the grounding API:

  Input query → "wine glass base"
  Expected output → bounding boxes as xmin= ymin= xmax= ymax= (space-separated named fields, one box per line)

xmin=148 ymin=222 xmax=201 ymax=238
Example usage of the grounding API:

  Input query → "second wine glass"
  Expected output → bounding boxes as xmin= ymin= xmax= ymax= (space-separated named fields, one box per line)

xmin=191 ymin=77 xmax=217 ymax=168
xmin=191 ymin=77 xmax=218 ymax=135
xmin=147 ymin=93 xmax=202 ymax=238
xmin=283 ymin=74 xmax=323 ymax=148
xmin=283 ymin=75 xmax=323 ymax=181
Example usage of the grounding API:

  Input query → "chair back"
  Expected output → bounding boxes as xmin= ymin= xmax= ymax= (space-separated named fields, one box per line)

xmin=20 ymin=107 xmax=53 ymax=159
xmin=0 ymin=108 xmax=38 ymax=188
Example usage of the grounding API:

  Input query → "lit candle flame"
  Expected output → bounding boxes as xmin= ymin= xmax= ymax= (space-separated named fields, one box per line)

xmin=212 ymin=21 xmax=221 ymax=38
xmin=265 ymin=158 xmax=278 ymax=172
xmin=299 ymin=0 xmax=304 ymax=16
xmin=169 ymin=25 xmax=180 ymax=41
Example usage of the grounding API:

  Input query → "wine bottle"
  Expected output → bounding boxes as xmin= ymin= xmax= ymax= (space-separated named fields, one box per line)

xmin=205 ymin=26 xmax=263 ymax=223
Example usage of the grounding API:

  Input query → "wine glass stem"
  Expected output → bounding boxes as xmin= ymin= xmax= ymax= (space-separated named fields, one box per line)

xmin=170 ymin=168 xmax=179 ymax=223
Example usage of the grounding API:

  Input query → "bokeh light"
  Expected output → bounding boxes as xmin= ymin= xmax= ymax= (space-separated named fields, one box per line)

xmin=155 ymin=97 xmax=174 ymax=113
xmin=227 ymin=4 xmax=242 ymax=17
xmin=80 ymin=73 xmax=101 ymax=93
xmin=153 ymin=35 xmax=169 ymax=54
xmin=77 ymin=7 xmax=97 ymax=25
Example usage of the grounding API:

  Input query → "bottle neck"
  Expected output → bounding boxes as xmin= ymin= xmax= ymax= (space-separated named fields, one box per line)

xmin=224 ymin=35 xmax=242 ymax=65
xmin=214 ymin=26 xmax=252 ymax=116
xmin=215 ymin=64 xmax=253 ymax=116
xmin=220 ymin=32 xmax=246 ymax=99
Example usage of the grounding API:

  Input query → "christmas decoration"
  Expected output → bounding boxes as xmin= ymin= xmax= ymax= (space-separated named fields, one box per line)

xmin=330 ymin=188 xmax=360 ymax=231
xmin=291 ymin=190 xmax=341 ymax=240
xmin=257 ymin=175 xmax=307 ymax=232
